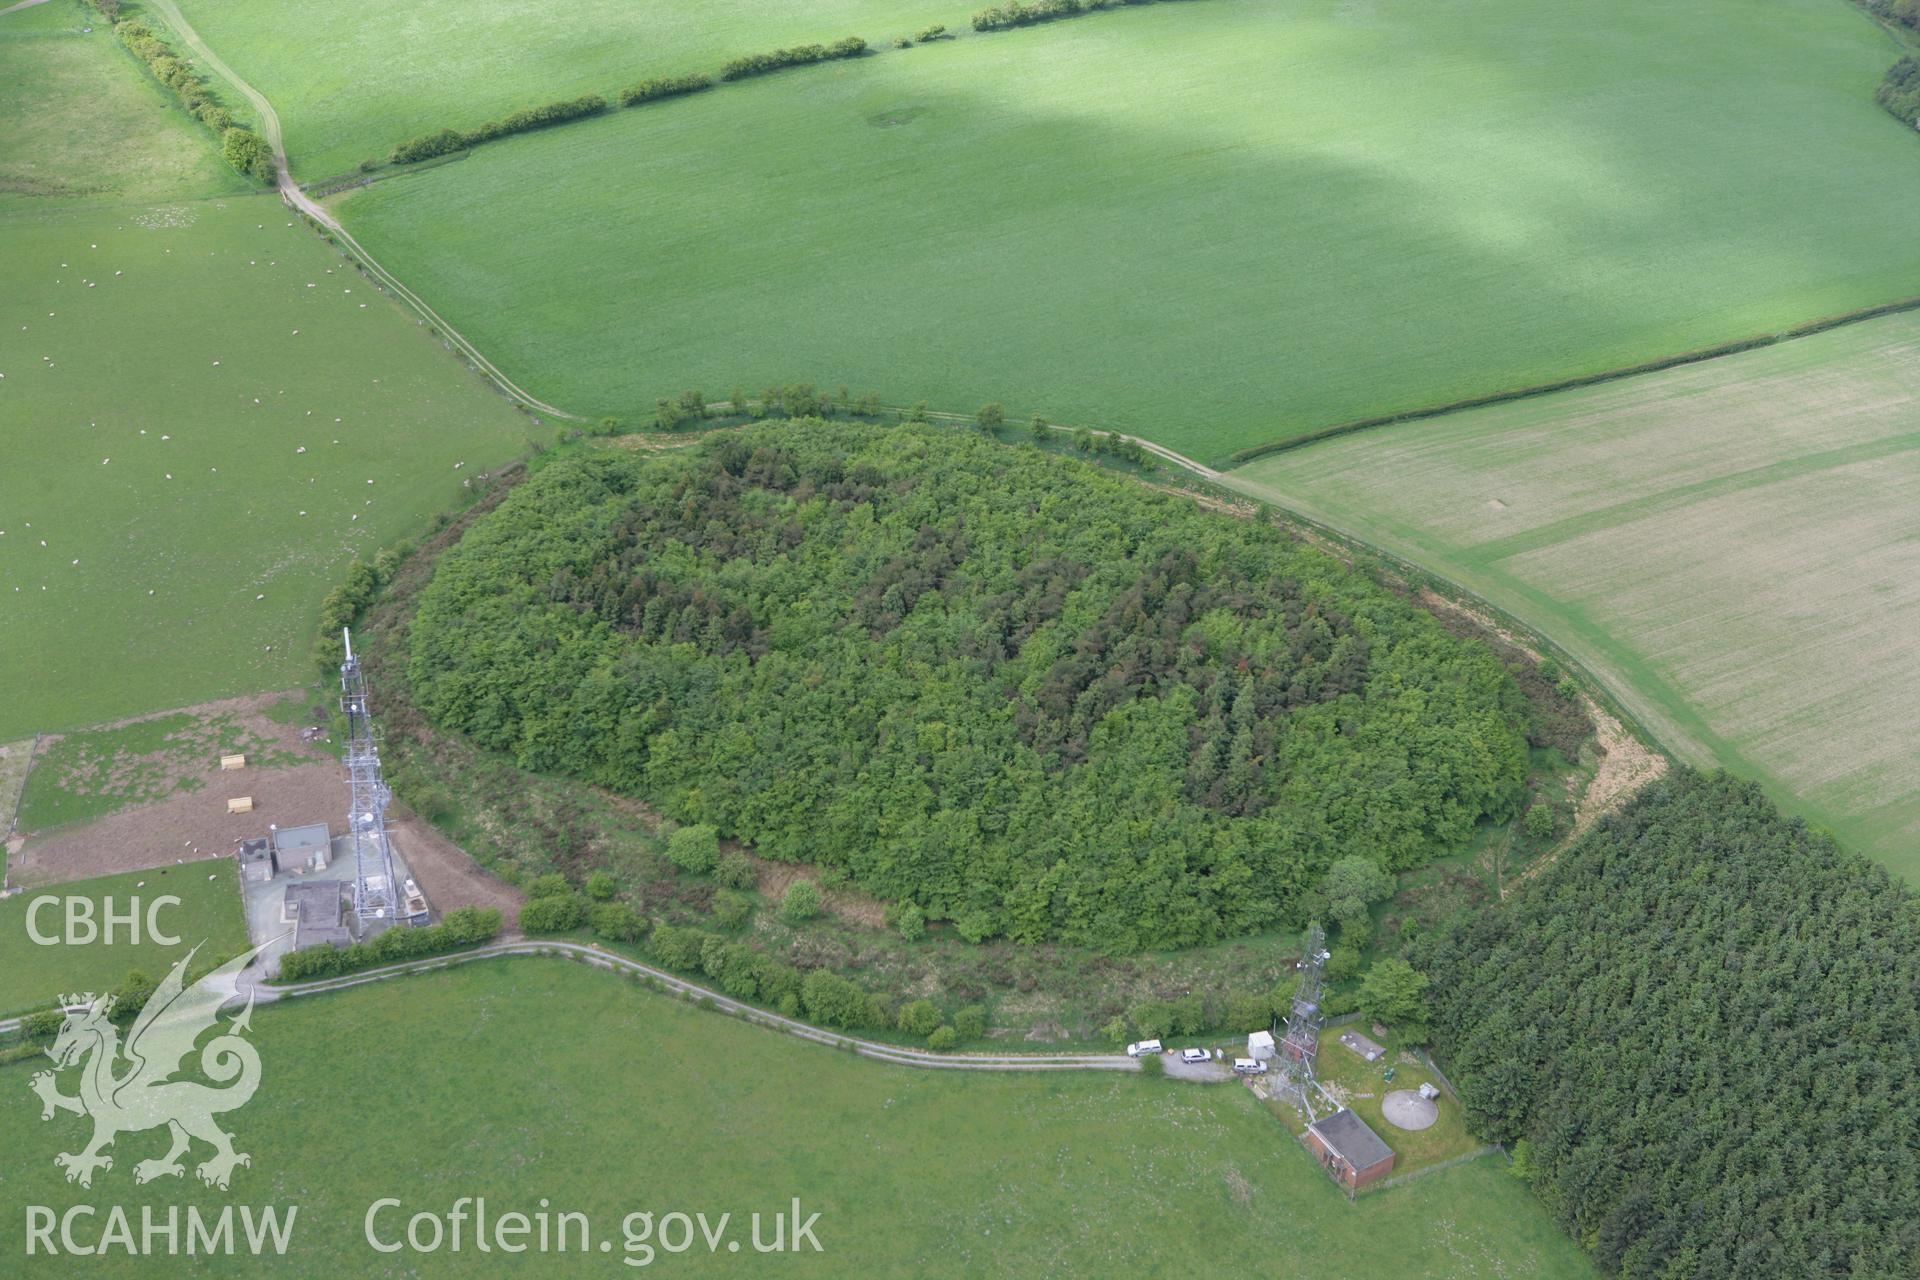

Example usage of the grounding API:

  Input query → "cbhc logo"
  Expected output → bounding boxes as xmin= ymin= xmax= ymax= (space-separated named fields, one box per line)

xmin=24 ymin=896 xmax=183 ymax=946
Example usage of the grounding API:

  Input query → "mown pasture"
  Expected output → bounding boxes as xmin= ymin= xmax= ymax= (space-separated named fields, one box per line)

xmin=1229 ymin=310 xmax=1920 ymax=878
xmin=0 ymin=957 xmax=1594 ymax=1276
xmin=335 ymin=0 xmax=1920 ymax=460
xmin=173 ymin=0 xmax=966 ymax=179
xmin=0 ymin=862 xmax=249 ymax=1017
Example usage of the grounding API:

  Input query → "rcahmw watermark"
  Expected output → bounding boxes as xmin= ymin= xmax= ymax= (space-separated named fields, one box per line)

xmin=25 ymin=1204 xmax=297 ymax=1257
xmin=366 ymin=1197 xmax=824 ymax=1267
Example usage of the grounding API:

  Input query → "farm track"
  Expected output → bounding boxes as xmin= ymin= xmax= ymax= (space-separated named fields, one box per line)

xmin=2 ymin=938 xmax=1142 ymax=1072
xmin=138 ymin=0 xmax=582 ymax=422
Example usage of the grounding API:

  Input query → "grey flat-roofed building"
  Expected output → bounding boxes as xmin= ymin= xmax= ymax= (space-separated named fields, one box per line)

xmin=284 ymin=880 xmax=351 ymax=951
xmin=273 ymin=822 xmax=332 ymax=872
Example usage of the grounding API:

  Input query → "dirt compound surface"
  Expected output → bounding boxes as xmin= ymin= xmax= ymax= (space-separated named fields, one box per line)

xmin=389 ymin=813 xmax=524 ymax=925
xmin=10 ymin=758 xmax=342 ymax=887
xmin=10 ymin=691 xmax=340 ymax=885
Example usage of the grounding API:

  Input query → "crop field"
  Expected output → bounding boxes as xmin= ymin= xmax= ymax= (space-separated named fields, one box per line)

xmin=0 ymin=862 xmax=248 ymax=1017
xmin=174 ymin=0 xmax=966 ymax=179
xmin=0 ymin=958 xmax=1591 ymax=1276
xmin=332 ymin=0 xmax=1920 ymax=460
xmin=0 ymin=0 xmax=246 ymax=207
xmin=1230 ymin=310 xmax=1920 ymax=878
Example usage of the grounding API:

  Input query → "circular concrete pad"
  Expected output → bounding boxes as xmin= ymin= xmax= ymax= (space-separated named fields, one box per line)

xmin=1382 ymin=1090 xmax=1439 ymax=1131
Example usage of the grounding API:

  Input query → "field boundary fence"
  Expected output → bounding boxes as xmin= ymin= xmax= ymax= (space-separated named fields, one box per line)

xmin=1368 ymin=1145 xmax=1504 ymax=1195
xmin=2 ymin=732 xmax=45 ymax=894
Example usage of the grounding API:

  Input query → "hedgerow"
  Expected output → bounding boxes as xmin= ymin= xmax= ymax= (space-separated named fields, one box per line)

xmin=274 ymin=907 xmax=503 ymax=982
xmin=220 ymin=129 xmax=272 ymax=183
xmin=387 ymin=35 xmax=864 ymax=166
xmin=972 ymin=0 xmax=1168 ymax=33
xmin=719 ymin=37 xmax=867 ymax=82
xmin=1856 ymin=0 xmax=1920 ymax=34
xmin=389 ymin=93 xmax=608 ymax=164
xmin=1877 ymin=56 xmax=1920 ymax=127
xmin=618 ymin=73 xmax=714 ymax=108
xmin=114 ymin=20 xmax=269 ymax=182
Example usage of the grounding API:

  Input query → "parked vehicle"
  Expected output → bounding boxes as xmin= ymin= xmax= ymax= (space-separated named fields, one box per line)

xmin=1233 ymin=1057 xmax=1266 ymax=1075
xmin=1180 ymin=1047 xmax=1210 ymax=1064
xmin=1126 ymin=1039 xmax=1164 ymax=1058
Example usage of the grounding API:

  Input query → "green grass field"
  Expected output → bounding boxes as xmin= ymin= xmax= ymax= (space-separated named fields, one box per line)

xmin=1229 ymin=309 xmax=1920 ymax=878
xmin=0 ymin=957 xmax=1593 ymax=1276
xmin=0 ymin=5 xmax=549 ymax=740
xmin=331 ymin=0 xmax=1920 ymax=460
xmin=0 ymin=8 xmax=534 ymax=739
xmin=174 ymin=0 xmax=967 ymax=179
xmin=0 ymin=0 xmax=246 ymax=207
xmin=0 ymin=862 xmax=248 ymax=1017
xmin=0 ymin=200 xmax=533 ymax=739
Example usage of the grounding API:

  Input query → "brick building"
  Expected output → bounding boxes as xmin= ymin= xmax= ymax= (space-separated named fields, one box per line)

xmin=1306 ymin=1108 xmax=1395 ymax=1190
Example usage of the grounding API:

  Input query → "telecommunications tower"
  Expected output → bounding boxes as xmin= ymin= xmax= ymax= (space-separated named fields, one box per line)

xmin=340 ymin=628 xmax=400 ymax=930
xmin=1273 ymin=921 xmax=1332 ymax=1117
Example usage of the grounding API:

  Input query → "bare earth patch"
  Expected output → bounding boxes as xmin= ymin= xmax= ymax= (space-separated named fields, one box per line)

xmin=1570 ymin=699 xmax=1667 ymax=837
xmin=390 ymin=814 xmax=524 ymax=926
xmin=1147 ymin=483 xmax=1260 ymax=520
xmin=749 ymin=854 xmax=888 ymax=930
xmin=19 ymin=689 xmax=328 ymax=830
xmin=10 ymin=758 xmax=344 ymax=887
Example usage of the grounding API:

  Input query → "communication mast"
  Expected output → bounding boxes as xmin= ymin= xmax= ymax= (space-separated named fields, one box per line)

xmin=340 ymin=628 xmax=399 ymax=931
xmin=1274 ymin=921 xmax=1332 ymax=1117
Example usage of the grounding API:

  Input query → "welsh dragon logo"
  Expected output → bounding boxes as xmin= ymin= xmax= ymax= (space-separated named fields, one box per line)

xmin=29 ymin=940 xmax=271 ymax=1190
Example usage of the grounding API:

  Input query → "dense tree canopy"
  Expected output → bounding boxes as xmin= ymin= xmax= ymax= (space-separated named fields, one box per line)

xmin=1418 ymin=770 xmax=1920 ymax=1277
xmin=409 ymin=424 xmax=1529 ymax=949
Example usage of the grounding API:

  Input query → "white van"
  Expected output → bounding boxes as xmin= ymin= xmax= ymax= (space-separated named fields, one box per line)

xmin=1233 ymin=1057 xmax=1266 ymax=1075
xmin=1180 ymin=1047 xmax=1210 ymax=1065
xmin=1126 ymin=1039 xmax=1163 ymax=1058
